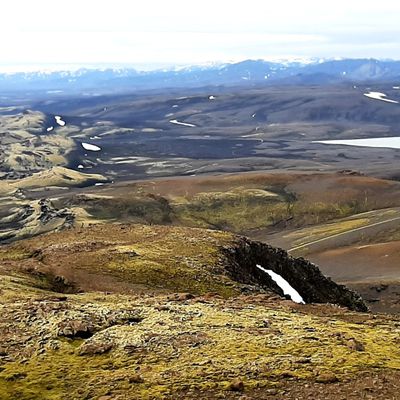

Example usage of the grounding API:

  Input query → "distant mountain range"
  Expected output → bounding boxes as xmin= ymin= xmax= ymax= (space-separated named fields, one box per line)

xmin=2 ymin=59 xmax=400 ymax=94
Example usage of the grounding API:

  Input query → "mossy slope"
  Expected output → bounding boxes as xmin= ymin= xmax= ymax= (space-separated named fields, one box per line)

xmin=0 ymin=294 xmax=399 ymax=399
xmin=0 ymin=223 xmax=397 ymax=399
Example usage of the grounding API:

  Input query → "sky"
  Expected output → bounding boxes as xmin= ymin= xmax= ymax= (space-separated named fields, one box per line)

xmin=1 ymin=0 xmax=400 ymax=71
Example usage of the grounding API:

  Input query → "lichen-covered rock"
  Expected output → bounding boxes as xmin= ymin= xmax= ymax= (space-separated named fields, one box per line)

xmin=57 ymin=319 xmax=94 ymax=338
xmin=315 ymin=372 xmax=339 ymax=384
xmin=346 ymin=338 xmax=365 ymax=351
xmin=78 ymin=341 xmax=112 ymax=355
xmin=128 ymin=374 xmax=145 ymax=384
xmin=0 ymin=292 xmax=399 ymax=399
xmin=228 ymin=378 xmax=245 ymax=392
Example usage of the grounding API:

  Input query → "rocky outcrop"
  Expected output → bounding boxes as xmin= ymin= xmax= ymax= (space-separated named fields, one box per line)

xmin=58 ymin=319 xmax=95 ymax=339
xmin=37 ymin=199 xmax=74 ymax=225
xmin=0 ymin=198 xmax=74 ymax=244
xmin=223 ymin=237 xmax=368 ymax=312
xmin=1 ymin=221 xmax=367 ymax=311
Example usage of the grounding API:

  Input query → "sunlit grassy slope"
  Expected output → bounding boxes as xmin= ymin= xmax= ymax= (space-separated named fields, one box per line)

xmin=63 ymin=172 xmax=400 ymax=235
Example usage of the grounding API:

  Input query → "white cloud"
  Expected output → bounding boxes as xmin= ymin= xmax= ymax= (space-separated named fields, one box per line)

xmin=0 ymin=31 xmax=327 ymax=66
xmin=1 ymin=0 xmax=400 ymax=68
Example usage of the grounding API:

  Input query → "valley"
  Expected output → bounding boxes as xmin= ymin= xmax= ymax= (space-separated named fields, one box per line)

xmin=2 ymin=60 xmax=400 ymax=398
xmin=2 ymin=78 xmax=400 ymax=315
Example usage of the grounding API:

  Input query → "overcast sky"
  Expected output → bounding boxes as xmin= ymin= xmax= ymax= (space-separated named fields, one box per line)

xmin=2 ymin=0 xmax=400 ymax=71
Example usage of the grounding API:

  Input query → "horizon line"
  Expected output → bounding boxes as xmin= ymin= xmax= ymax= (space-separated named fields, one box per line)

xmin=0 ymin=57 xmax=398 ymax=74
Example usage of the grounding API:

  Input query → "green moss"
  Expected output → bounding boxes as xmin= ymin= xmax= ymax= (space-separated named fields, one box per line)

xmin=61 ymin=173 xmax=400 ymax=238
xmin=105 ymin=258 xmax=238 ymax=297
xmin=73 ymin=195 xmax=174 ymax=225
xmin=172 ymin=189 xmax=287 ymax=232
xmin=2 ymin=224 xmax=240 ymax=298
xmin=0 ymin=348 xmax=117 ymax=400
xmin=1 ymin=223 xmax=400 ymax=398
xmin=0 ymin=248 xmax=31 ymax=261
xmin=2 ymin=302 xmax=399 ymax=399
xmin=170 ymin=187 xmax=381 ymax=234
xmin=288 ymin=218 xmax=369 ymax=249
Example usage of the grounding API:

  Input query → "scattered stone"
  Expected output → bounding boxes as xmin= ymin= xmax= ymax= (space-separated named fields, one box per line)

xmin=57 ymin=319 xmax=94 ymax=338
xmin=228 ymin=378 xmax=245 ymax=392
xmin=371 ymin=284 xmax=389 ymax=293
xmin=346 ymin=338 xmax=365 ymax=352
xmin=202 ymin=292 xmax=223 ymax=300
xmin=4 ymin=372 xmax=27 ymax=381
xmin=168 ymin=293 xmax=195 ymax=301
xmin=52 ymin=275 xmax=74 ymax=292
xmin=36 ymin=295 xmax=68 ymax=302
xmin=79 ymin=342 xmax=112 ymax=356
xmin=316 ymin=372 xmax=339 ymax=383
xmin=279 ymin=370 xmax=297 ymax=378
xmin=258 ymin=319 xmax=270 ymax=328
xmin=128 ymin=374 xmax=145 ymax=384
xmin=338 ymin=169 xmax=362 ymax=176
xmin=47 ymin=340 xmax=60 ymax=350
xmin=294 ymin=357 xmax=311 ymax=364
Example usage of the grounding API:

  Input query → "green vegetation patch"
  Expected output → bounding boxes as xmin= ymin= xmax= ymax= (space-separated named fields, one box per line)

xmin=1 ymin=297 xmax=399 ymax=399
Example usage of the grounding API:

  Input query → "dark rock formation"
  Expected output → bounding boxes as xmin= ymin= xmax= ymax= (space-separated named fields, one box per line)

xmin=223 ymin=237 xmax=368 ymax=312
xmin=38 ymin=198 xmax=74 ymax=226
xmin=0 ymin=198 xmax=75 ymax=244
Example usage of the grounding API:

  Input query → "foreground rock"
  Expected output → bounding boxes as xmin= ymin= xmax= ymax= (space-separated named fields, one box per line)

xmin=0 ymin=223 xmax=393 ymax=399
xmin=0 ymin=290 xmax=398 ymax=399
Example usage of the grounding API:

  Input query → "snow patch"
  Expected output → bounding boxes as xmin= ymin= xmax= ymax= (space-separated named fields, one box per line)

xmin=256 ymin=264 xmax=305 ymax=304
xmin=208 ymin=95 xmax=216 ymax=100
xmin=82 ymin=142 xmax=101 ymax=151
xmin=363 ymin=92 xmax=398 ymax=104
xmin=313 ymin=137 xmax=400 ymax=149
xmin=55 ymin=115 xmax=66 ymax=126
xmin=169 ymin=119 xmax=196 ymax=128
